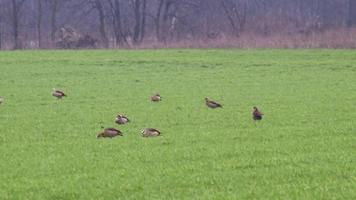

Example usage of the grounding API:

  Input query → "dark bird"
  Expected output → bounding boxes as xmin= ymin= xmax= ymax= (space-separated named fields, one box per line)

xmin=141 ymin=128 xmax=161 ymax=137
xmin=205 ymin=97 xmax=222 ymax=108
xmin=252 ymin=106 xmax=263 ymax=121
xmin=97 ymin=128 xmax=123 ymax=138
xmin=0 ymin=96 xmax=3 ymax=104
xmin=52 ymin=88 xmax=66 ymax=99
xmin=115 ymin=114 xmax=130 ymax=125
xmin=151 ymin=94 xmax=161 ymax=102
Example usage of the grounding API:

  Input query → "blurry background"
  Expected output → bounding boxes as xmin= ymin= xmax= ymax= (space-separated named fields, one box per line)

xmin=1 ymin=0 xmax=356 ymax=49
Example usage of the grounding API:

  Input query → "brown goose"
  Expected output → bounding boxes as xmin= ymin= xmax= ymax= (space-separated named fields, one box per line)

xmin=151 ymin=94 xmax=161 ymax=102
xmin=252 ymin=106 xmax=263 ymax=121
xmin=115 ymin=114 xmax=130 ymax=125
xmin=141 ymin=128 xmax=161 ymax=137
xmin=97 ymin=128 xmax=123 ymax=138
xmin=0 ymin=96 xmax=3 ymax=104
xmin=205 ymin=97 xmax=222 ymax=108
xmin=52 ymin=88 xmax=66 ymax=99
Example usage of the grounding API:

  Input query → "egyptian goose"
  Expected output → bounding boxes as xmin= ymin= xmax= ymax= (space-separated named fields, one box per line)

xmin=97 ymin=128 xmax=123 ymax=138
xmin=151 ymin=94 xmax=161 ymax=102
xmin=52 ymin=88 xmax=66 ymax=99
xmin=252 ymin=106 xmax=263 ymax=121
xmin=205 ymin=97 xmax=222 ymax=108
xmin=115 ymin=114 xmax=130 ymax=125
xmin=141 ymin=128 xmax=161 ymax=137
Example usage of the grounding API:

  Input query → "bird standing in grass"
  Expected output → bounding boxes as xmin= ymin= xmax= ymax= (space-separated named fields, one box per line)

xmin=205 ymin=97 xmax=222 ymax=108
xmin=141 ymin=128 xmax=161 ymax=137
xmin=151 ymin=94 xmax=161 ymax=102
xmin=0 ymin=96 xmax=4 ymax=104
xmin=97 ymin=128 xmax=123 ymax=138
xmin=252 ymin=106 xmax=263 ymax=121
xmin=115 ymin=114 xmax=130 ymax=125
xmin=52 ymin=88 xmax=66 ymax=99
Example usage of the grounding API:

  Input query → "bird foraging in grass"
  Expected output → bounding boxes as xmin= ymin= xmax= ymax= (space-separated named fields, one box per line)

xmin=205 ymin=97 xmax=222 ymax=108
xmin=141 ymin=128 xmax=161 ymax=137
xmin=97 ymin=128 xmax=123 ymax=138
xmin=115 ymin=114 xmax=130 ymax=125
xmin=252 ymin=106 xmax=263 ymax=121
xmin=151 ymin=94 xmax=161 ymax=102
xmin=52 ymin=88 xmax=66 ymax=99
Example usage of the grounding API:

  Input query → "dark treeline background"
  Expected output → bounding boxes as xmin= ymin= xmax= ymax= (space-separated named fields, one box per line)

xmin=1 ymin=0 xmax=356 ymax=49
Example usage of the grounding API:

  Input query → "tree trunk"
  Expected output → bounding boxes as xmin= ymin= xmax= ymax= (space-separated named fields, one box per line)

xmin=95 ymin=0 xmax=109 ymax=48
xmin=12 ymin=0 xmax=20 ymax=49
xmin=109 ymin=0 xmax=126 ymax=46
xmin=37 ymin=0 xmax=43 ymax=48
xmin=139 ymin=0 xmax=147 ymax=43
xmin=156 ymin=0 xmax=164 ymax=41
xmin=50 ymin=0 xmax=58 ymax=42
xmin=133 ymin=0 xmax=141 ymax=43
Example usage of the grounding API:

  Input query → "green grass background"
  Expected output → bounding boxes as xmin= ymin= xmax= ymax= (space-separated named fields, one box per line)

xmin=0 ymin=49 xmax=355 ymax=199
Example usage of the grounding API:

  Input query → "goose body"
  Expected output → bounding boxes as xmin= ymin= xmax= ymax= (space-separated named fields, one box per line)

xmin=97 ymin=128 xmax=123 ymax=138
xmin=252 ymin=107 xmax=263 ymax=121
xmin=205 ymin=97 xmax=222 ymax=108
xmin=141 ymin=128 xmax=161 ymax=137
xmin=115 ymin=114 xmax=130 ymax=125
xmin=52 ymin=88 xmax=66 ymax=99
xmin=151 ymin=94 xmax=161 ymax=102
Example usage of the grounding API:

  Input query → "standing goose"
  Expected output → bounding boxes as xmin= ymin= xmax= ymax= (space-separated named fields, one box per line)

xmin=52 ymin=88 xmax=66 ymax=99
xmin=252 ymin=106 xmax=263 ymax=121
xmin=151 ymin=94 xmax=161 ymax=102
xmin=141 ymin=128 xmax=161 ymax=137
xmin=115 ymin=114 xmax=130 ymax=125
xmin=205 ymin=97 xmax=222 ymax=108
xmin=97 ymin=128 xmax=123 ymax=138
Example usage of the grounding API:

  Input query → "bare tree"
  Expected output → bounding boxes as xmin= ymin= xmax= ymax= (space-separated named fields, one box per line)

xmin=93 ymin=0 xmax=109 ymax=47
xmin=221 ymin=0 xmax=247 ymax=37
xmin=36 ymin=0 xmax=42 ymax=48
xmin=108 ymin=0 xmax=127 ymax=46
xmin=11 ymin=0 xmax=26 ymax=49
xmin=48 ymin=0 xmax=59 ymax=42
xmin=133 ymin=0 xmax=147 ymax=44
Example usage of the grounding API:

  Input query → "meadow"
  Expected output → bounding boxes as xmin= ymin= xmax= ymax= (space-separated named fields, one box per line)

xmin=0 ymin=49 xmax=355 ymax=199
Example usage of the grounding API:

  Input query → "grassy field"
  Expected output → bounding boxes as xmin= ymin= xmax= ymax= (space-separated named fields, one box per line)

xmin=0 ymin=49 xmax=355 ymax=199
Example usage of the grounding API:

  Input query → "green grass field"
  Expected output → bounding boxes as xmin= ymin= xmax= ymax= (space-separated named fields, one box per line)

xmin=0 ymin=49 xmax=355 ymax=199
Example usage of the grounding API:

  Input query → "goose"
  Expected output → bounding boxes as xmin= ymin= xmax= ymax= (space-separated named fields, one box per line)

xmin=115 ymin=114 xmax=130 ymax=125
xmin=52 ymin=88 xmax=66 ymax=99
xmin=151 ymin=94 xmax=161 ymax=102
xmin=252 ymin=106 xmax=263 ymax=121
xmin=205 ymin=97 xmax=222 ymax=108
xmin=0 ymin=96 xmax=3 ymax=104
xmin=141 ymin=128 xmax=161 ymax=137
xmin=97 ymin=128 xmax=123 ymax=138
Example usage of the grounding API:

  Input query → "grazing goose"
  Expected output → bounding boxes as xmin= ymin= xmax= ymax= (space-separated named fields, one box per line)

xmin=52 ymin=88 xmax=66 ymax=99
xmin=97 ymin=128 xmax=123 ymax=138
xmin=0 ymin=96 xmax=3 ymax=104
xmin=252 ymin=106 xmax=263 ymax=121
xmin=151 ymin=94 xmax=161 ymax=102
xmin=205 ymin=97 xmax=222 ymax=108
xmin=115 ymin=114 xmax=130 ymax=125
xmin=141 ymin=128 xmax=161 ymax=137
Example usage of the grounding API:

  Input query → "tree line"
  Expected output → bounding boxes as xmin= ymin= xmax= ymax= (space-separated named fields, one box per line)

xmin=0 ymin=0 xmax=356 ymax=49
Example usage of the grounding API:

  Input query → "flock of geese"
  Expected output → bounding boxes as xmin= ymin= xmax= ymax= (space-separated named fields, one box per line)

xmin=0 ymin=89 xmax=263 ymax=139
